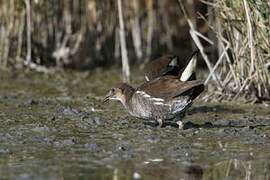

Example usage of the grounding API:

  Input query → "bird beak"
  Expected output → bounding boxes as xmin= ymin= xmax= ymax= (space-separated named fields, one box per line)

xmin=103 ymin=91 xmax=112 ymax=103
xmin=103 ymin=96 xmax=109 ymax=103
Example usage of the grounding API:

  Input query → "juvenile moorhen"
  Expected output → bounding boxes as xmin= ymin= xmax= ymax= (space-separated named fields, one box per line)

xmin=144 ymin=55 xmax=180 ymax=81
xmin=104 ymin=76 xmax=204 ymax=128
xmin=144 ymin=50 xmax=199 ymax=82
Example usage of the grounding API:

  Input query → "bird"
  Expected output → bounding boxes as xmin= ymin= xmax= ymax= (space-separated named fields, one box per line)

xmin=104 ymin=75 xmax=204 ymax=128
xmin=143 ymin=50 xmax=199 ymax=82
xmin=143 ymin=55 xmax=180 ymax=81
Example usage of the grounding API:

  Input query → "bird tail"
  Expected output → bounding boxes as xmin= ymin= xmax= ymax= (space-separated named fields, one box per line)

xmin=180 ymin=50 xmax=199 ymax=81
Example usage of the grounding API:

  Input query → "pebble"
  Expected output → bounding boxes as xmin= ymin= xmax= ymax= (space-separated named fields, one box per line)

xmin=0 ymin=149 xmax=9 ymax=155
xmin=84 ymin=143 xmax=99 ymax=151
xmin=133 ymin=172 xmax=141 ymax=179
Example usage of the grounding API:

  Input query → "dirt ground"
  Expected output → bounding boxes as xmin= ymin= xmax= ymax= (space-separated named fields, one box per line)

xmin=0 ymin=70 xmax=269 ymax=179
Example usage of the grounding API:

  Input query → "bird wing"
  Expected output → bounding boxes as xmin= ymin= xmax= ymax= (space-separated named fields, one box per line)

xmin=137 ymin=76 xmax=204 ymax=101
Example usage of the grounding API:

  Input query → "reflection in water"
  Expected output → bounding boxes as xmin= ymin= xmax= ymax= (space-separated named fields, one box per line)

xmin=205 ymin=159 xmax=270 ymax=180
xmin=107 ymin=159 xmax=270 ymax=180
xmin=185 ymin=164 xmax=203 ymax=180
xmin=113 ymin=168 xmax=118 ymax=180
xmin=109 ymin=160 xmax=196 ymax=179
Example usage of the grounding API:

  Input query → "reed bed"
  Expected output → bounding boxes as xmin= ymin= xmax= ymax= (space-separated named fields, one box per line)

xmin=0 ymin=0 xmax=196 ymax=71
xmin=179 ymin=0 xmax=270 ymax=102
xmin=0 ymin=0 xmax=269 ymax=102
xmin=205 ymin=0 xmax=270 ymax=102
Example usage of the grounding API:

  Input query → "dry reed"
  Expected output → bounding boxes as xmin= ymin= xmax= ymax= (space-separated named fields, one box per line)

xmin=179 ymin=0 xmax=270 ymax=102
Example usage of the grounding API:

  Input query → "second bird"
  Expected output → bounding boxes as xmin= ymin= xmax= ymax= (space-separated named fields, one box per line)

xmin=143 ymin=50 xmax=199 ymax=82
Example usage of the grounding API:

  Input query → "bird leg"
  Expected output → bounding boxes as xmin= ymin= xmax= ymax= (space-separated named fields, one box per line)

xmin=175 ymin=113 xmax=185 ymax=129
xmin=176 ymin=121 xmax=183 ymax=129
xmin=157 ymin=119 xmax=163 ymax=128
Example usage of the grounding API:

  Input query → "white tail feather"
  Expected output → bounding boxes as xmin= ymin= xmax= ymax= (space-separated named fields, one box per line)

xmin=180 ymin=55 xmax=197 ymax=81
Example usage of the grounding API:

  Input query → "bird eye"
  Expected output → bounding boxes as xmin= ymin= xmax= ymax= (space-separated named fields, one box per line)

xmin=111 ymin=88 xmax=115 ymax=93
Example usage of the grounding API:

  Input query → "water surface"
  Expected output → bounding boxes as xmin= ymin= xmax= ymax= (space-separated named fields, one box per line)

xmin=0 ymin=70 xmax=269 ymax=179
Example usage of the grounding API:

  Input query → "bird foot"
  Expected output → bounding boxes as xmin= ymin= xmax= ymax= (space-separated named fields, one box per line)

xmin=176 ymin=121 xmax=183 ymax=129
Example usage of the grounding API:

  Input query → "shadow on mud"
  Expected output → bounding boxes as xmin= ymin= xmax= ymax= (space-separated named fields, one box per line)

xmin=189 ymin=105 xmax=245 ymax=114
xmin=144 ymin=121 xmax=269 ymax=129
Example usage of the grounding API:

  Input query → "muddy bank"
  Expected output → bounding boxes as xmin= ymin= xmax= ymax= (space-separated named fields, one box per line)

xmin=0 ymin=70 xmax=269 ymax=179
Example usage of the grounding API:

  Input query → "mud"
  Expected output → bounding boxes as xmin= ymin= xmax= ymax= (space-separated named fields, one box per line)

xmin=0 ymin=70 xmax=269 ymax=179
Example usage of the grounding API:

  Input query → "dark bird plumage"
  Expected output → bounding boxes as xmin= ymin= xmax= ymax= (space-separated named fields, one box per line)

xmin=104 ymin=75 xmax=204 ymax=127
xmin=144 ymin=50 xmax=199 ymax=82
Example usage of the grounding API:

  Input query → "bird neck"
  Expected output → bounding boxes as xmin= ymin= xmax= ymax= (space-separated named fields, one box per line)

xmin=120 ymin=84 xmax=135 ymax=108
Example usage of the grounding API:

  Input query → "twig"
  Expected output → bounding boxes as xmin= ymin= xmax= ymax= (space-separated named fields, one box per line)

xmin=117 ymin=0 xmax=130 ymax=83
xmin=146 ymin=0 xmax=154 ymax=59
xmin=205 ymin=42 xmax=229 ymax=84
xmin=219 ymin=36 xmax=240 ymax=87
xmin=177 ymin=0 xmax=222 ymax=89
xmin=190 ymin=29 xmax=223 ymax=88
xmin=24 ymin=0 xmax=32 ymax=65
xmin=233 ymin=74 xmax=255 ymax=100
xmin=243 ymin=0 xmax=255 ymax=75
xmin=22 ymin=0 xmax=51 ymax=73
xmin=131 ymin=0 xmax=142 ymax=60
xmin=16 ymin=10 xmax=25 ymax=64
xmin=194 ymin=30 xmax=214 ymax=45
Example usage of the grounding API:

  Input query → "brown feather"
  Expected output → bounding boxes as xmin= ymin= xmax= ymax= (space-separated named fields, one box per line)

xmin=144 ymin=55 xmax=182 ymax=80
xmin=144 ymin=51 xmax=199 ymax=81
xmin=137 ymin=76 xmax=204 ymax=101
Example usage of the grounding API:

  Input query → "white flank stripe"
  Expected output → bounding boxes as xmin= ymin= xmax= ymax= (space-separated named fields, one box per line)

xmin=135 ymin=91 xmax=144 ymax=94
xmin=154 ymin=102 xmax=171 ymax=106
xmin=150 ymin=98 xmax=164 ymax=102
xmin=136 ymin=91 xmax=151 ymax=98
xmin=136 ymin=91 xmax=166 ymax=103
xmin=154 ymin=102 xmax=163 ymax=105
xmin=135 ymin=90 xmax=172 ymax=108
xmin=143 ymin=94 xmax=151 ymax=98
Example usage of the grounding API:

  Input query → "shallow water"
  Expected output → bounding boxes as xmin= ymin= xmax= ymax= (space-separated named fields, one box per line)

xmin=0 ymin=70 xmax=269 ymax=180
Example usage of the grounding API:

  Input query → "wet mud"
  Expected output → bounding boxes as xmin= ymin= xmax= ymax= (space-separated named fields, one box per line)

xmin=0 ymin=70 xmax=269 ymax=179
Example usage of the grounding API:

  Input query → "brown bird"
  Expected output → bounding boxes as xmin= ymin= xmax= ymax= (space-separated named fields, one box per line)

xmin=104 ymin=75 xmax=204 ymax=128
xmin=144 ymin=50 xmax=199 ymax=82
